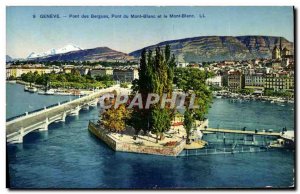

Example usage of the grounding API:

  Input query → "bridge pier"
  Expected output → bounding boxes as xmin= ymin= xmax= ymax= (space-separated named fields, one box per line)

xmin=252 ymin=135 xmax=256 ymax=144
xmin=61 ymin=112 xmax=67 ymax=122
xmin=15 ymin=127 xmax=24 ymax=143
xmin=39 ymin=118 xmax=49 ymax=131
xmin=70 ymin=105 xmax=80 ymax=116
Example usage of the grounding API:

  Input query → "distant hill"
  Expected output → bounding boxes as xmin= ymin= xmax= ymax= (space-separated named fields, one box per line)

xmin=30 ymin=47 xmax=134 ymax=62
xmin=129 ymin=36 xmax=294 ymax=62
xmin=6 ymin=55 xmax=13 ymax=62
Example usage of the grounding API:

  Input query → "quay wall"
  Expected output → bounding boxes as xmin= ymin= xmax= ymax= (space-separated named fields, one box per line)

xmin=88 ymin=121 xmax=186 ymax=157
xmin=88 ymin=121 xmax=117 ymax=150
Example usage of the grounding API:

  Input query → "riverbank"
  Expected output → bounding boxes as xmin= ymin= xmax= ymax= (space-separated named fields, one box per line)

xmin=9 ymin=80 xmax=95 ymax=96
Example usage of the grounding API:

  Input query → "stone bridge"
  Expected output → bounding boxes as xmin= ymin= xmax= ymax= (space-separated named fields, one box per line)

xmin=6 ymin=86 xmax=121 ymax=143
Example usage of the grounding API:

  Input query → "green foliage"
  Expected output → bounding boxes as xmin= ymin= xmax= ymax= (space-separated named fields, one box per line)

xmin=264 ymin=89 xmax=292 ymax=97
xmin=120 ymin=82 xmax=129 ymax=88
xmin=151 ymin=107 xmax=171 ymax=143
xmin=20 ymin=71 xmax=112 ymax=89
xmin=95 ymin=75 xmax=113 ymax=82
xmin=184 ymin=110 xmax=194 ymax=144
xmin=8 ymin=75 xmax=15 ymax=80
xmin=102 ymin=104 xmax=131 ymax=133
xmin=174 ymin=68 xmax=212 ymax=121
xmin=238 ymin=88 xmax=254 ymax=95
xmin=129 ymin=45 xmax=175 ymax=142
xmin=210 ymin=85 xmax=222 ymax=91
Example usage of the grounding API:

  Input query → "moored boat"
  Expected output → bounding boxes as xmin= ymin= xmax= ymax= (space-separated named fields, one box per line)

xmin=45 ymin=89 xmax=55 ymax=95
xmin=24 ymin=86 xmax=37 ymax=93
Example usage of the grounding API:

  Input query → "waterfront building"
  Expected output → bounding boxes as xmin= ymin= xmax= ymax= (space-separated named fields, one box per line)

xmin=206 ymin=75 xmax=222 ymax=87
xmin=264 ymin=73 xmax=294 ymax=92
xmin=6 ymin=66 xmax=58 ymax=79
xmin=245 ymin=73 xmax=264 ymax=87
xmin=244 ymin=73 xmax=265 ymax=95
xmin=113 ymin=68 xmax=139 ymax=82
xmin=90 ymin=68 xmax=113 ymax=78
xmin=227 ymin=71 xmax=244 ymax=92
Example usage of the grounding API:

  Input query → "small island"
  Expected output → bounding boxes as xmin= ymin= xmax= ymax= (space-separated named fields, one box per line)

xmin=88 ymin=45 xmax=211 ymax=156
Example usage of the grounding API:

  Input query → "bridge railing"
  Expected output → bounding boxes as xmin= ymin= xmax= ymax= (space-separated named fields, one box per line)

xmin=27 ymin=107 xmax=45 ymax=115
xmin=6 ymin=113 xmax=27 ymax=122
xmin=6 ymin=87 xmax=116 ymax=123
xmin=6 ymin=100 xmax=71 ymax=122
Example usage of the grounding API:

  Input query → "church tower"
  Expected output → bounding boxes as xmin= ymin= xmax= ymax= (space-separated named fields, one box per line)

xmin=272 ymin=38 xmax=282 ymax=60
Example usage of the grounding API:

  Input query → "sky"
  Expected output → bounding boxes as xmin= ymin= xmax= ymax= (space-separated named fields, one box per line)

xmin=6 ymin=6 xmax=294 ymax=58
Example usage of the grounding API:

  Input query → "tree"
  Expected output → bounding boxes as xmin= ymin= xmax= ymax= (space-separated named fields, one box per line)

xmin=184 ymin=109 xmax=194 ymax=144
xmin=151 ymin=107 xmax=171 ymax=143
xmin=26 ymin=71 xmax=35 ymax=87
xmin=95 ymin=75 xmax=113 ymax=82
xmin=174 ymin=68 xmax=212 ymax=121
xmin=128 ymin=45 xmax=175 ymax=142
xmin=239 ymin=88 xmax=254 ymax=95
xmin=120 ymin=82 xmax=129 ymax=88
xmin=101 ymin=104 xmax=130 ymax=133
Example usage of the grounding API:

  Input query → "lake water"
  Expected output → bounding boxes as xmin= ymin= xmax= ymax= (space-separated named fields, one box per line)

xmin=6 ymin=83 xmax=295 ymax=189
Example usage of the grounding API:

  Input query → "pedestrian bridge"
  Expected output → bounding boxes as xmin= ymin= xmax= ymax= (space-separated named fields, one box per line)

xmin=6 ymin=86 xmax=120 ymax=144
xmin=201 ymin=128 xmax=281 ymax=137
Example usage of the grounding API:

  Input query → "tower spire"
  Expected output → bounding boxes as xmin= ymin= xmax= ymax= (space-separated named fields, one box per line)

xmin=279 ymin=37 xmax=282 ymax=50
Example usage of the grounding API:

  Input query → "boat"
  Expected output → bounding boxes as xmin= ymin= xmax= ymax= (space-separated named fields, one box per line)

xmin=269 ymin=138 xmax=286 ymax=148
xmin=24 ymin=86 xmax=37 ymax=93
xmin=45 ymin=89 xmax=55 ymax=95
xmin=55 ymin=92 xmax=72 ymax=96
xmin=37 ymin=90 xmax=46 ymax=95
xmin=269 ymin=131 xmax=294 ymax=149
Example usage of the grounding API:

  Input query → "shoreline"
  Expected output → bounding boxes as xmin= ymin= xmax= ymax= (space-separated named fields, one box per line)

xmin=7 ymin=80 xmax=94 ymax=96
xmin=213 ymin=91 xmax=294 ymax=104
xmin=88 ymin=119 xmax=211 ymax=157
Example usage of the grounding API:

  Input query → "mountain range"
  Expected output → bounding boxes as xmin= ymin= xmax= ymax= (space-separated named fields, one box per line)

xmin=10 ymin=35 xmax=294 ymax=63
xmin=6 ymin=55 xmax=13 ymax=62
xmin=129 ymin=36 xmax=294 ymax=62
xmin=30 ymin=47 xmax=133 ymax=62
xmin=27 ymin=44 xmax=83 ymax=59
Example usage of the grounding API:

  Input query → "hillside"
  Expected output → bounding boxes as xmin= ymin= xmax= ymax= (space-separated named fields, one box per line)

xmin=31 ymin=47 xmax=134 ymax=62
xmin=129 ymin=36 xmax=294 ymax=62
xmin=6 ymin=55 xmax=13 ymax=62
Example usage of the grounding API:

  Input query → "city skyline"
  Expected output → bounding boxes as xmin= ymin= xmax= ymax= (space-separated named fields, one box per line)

xmin=7 ymin=6 xmax=294 ymax=58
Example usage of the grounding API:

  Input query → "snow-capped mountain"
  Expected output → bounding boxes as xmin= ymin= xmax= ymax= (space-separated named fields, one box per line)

xmin=27 ymin=44 xmax=83 ymax=59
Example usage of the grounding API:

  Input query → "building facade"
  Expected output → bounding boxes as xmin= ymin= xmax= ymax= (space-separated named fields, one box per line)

xmin=227 ymin=71 xmax=243 ymax=92
xmin=113 ymin=68 xmax=139 ymax=82
xmin=264 ymin=73 xmax=294 ymax=92
xmin=206 ymin=75 xmax=222 ymax=87
xmin=90 ymin=68 xmax=113 ymax=78
xmin=6 ymin=67 xmax=58 ymax=79
xmin=244 ymin=73 xmax=265 ymax=94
